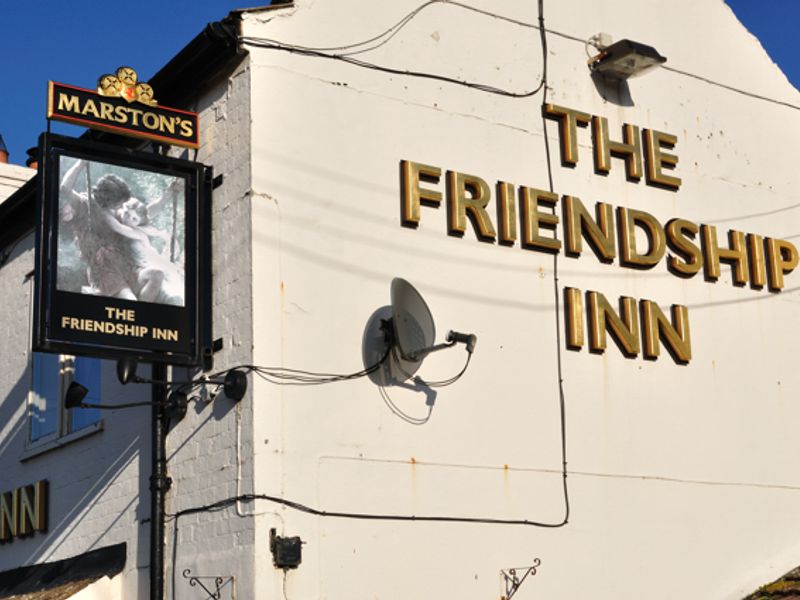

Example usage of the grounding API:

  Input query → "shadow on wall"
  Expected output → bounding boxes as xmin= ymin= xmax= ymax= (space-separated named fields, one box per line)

xmin=0 ymin=358 xmax=148 ymax=577
xmin=591 ymin=72 xmax=634 ymax=106
xmin=362 ymin=305 xmax=438 ymax=426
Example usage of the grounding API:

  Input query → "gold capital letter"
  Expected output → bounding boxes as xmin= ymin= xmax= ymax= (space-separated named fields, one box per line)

xmin=619 ymin=207 xmax=666 ymax=268
xmin=447 ymin=171 xmax=496 ymax=240
xmin=543 ymin=104 xmax=591 ymax=166
xmin=766 ymin=238 xmax=799 ymax=291
xmin=400 ymin=160 xmax=442 ymax=226
xmin=563 ymin=196 xmax=615 ymax=261
xmin=520 ymin=187 xmax=560 ymax=252
xmin=588 ymin=292 xmax=640 ymax=357
xmin=592 ymin=117 xmax=642 ymax=180
xmin=642 ymin=300 xmax=691 ymax=363
xmin=57 ymin=93 xmax=80 ymax=113
xmin=701 ymin=225 xmax=748 ymax=285
xmin=644 ymin=129 xmax=681 ymax=190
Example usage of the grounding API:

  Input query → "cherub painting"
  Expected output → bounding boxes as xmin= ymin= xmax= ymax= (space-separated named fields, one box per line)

xmin=57 ymin=157 xmax=185 ymax=307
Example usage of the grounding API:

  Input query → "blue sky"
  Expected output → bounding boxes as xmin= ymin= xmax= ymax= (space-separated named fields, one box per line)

xmin=725 ymin=0 xmax=800 ymax=90
xmin=0 ymin=1 xmax=796 ymax=165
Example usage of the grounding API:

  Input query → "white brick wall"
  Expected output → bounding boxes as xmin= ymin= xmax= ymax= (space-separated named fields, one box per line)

xmin=0 ymin=163 xmax=33 ymax=203
xmin=163 ymin=56 xmax=256 ymax=600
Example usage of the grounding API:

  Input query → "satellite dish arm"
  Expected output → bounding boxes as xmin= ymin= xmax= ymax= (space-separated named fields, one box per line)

xmin=406 ymin=340 xmax=455 ymax=361
xmin=407 ymin=330 xmax=477 ymax=360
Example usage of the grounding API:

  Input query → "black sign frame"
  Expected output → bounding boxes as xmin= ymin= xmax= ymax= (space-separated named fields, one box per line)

xmin=33 ymin=133 xmax=212 ymax=367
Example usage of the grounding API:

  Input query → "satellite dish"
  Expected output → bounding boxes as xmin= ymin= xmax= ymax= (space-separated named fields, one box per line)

xmin=388 ymin=278 xmax=478 ymax=379
xmin=391 ymin=278 xmax=437 ymax=362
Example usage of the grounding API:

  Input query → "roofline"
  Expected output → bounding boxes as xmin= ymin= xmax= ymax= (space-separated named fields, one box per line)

xmin=148 ymin=15 xmax=244 ymax=107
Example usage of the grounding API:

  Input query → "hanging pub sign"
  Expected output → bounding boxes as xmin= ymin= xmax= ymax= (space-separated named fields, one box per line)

xmin=32 ymin=133 xmax=212 ymax=366
xmin=47 ymin=67 xmax=199 ymax=149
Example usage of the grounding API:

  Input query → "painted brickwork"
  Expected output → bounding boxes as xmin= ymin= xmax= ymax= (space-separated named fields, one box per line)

xmin=163 ymin=57 xmax=256 ymax=600
xmin=0 ymin=163 xmax=33 ymax=202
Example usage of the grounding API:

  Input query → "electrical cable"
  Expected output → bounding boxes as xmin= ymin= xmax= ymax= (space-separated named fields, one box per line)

xmin=538 ymin=0 xmax=571 ymax=529
xmin=241 ymin=346 xmax=391 ymax=386
xmin=168 ymin=492 xmax=566 ymax=528
xmin=242 ymin=1 xmax=539 ymax=56
xmin=242 ymin=0 xmax=799 ymax=111
xmin=239 ymin=0 xmax=549 ymax=97
xmin=240 ymin=38 xmax=546 ymax=98
xmin=412 ymin=353 xmax=470 ymax=387
xmin=389 ymin=344 xmax=471 ymax=388
xmin=661 ymin=65 xmax=800 ymax=111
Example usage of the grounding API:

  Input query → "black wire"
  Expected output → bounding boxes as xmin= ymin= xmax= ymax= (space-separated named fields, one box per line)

xmin=169 ymin=492 xmax=566 ymax=528
xmin=418 ymin=353 xmax=470 ymax=387
xmin=245 ymin=0 xmax=800 ymax=112
xmin=238 ymin=345 xmax=392 ymax=386
xmin=538 ymin=0 xmax=570 ymax=528
xmin=661 ymin=65 xmax=800 ymax=111
xmin=390 ymin=345 xmax=472 ymax=388
xmin=242 ymin=39 xmax=546 ymax=98
xmin=242 ymin=1 xmax=540 ymax=56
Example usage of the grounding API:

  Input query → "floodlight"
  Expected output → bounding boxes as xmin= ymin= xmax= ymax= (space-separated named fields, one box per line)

xmin=588 ymin=39 xmax=666 ymax=80
xmin=64 ymin=381 xmax=89 ymax=409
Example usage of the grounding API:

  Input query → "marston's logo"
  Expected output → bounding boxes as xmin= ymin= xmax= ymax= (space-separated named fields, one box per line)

xmin=97 ymin=66 xmax=157 ymax=106
xmin=47 ymin=66 xmax=199 ymax=149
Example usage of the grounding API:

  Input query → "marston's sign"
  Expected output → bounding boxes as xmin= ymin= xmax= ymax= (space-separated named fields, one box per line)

xmin=47 ymin=67 xmax=199 ymax=149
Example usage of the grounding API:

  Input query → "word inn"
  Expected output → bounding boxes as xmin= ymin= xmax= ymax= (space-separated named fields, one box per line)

xmin=0 ymin=481 xmax=48 ymax=543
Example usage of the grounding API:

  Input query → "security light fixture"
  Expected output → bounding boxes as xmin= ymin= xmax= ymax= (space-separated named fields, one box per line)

xmin=64 ymin=381 xmax=89 ymax=409
xmin=64 ymin=379 xmax=189 ymax=422
xmin=114 ymin=357 xmax=248 ymax=402
xmin=588 ymin=39 xmax=666 ymax=80
xmin=222 ymin=370 xmax=248 ymax=402
xmin=117 ymin=356 xmax=140 ymax=384
xmin=65 ymin=357 xmax=247 ymax=421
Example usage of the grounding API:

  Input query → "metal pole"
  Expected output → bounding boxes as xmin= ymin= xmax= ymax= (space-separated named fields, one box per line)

xmin=150 ymin=363 xmax=170 ymax=600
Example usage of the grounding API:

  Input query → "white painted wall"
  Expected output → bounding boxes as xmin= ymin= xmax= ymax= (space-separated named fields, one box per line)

xmin=243 ymin=1 xmax=800 ymax=598
xmin=0 ymin=162 xmax=33 ymax=202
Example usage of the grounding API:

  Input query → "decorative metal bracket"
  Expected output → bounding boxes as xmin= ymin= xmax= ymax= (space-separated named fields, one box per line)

xmin=501 ymin=558 xmax=541 ymax=600
xmin=182 ymin=569 xmax=234 ymax=599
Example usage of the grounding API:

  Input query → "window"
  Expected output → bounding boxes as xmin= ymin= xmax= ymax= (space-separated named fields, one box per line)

xmin=29 ymin=353 xmax=102 ymax=445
